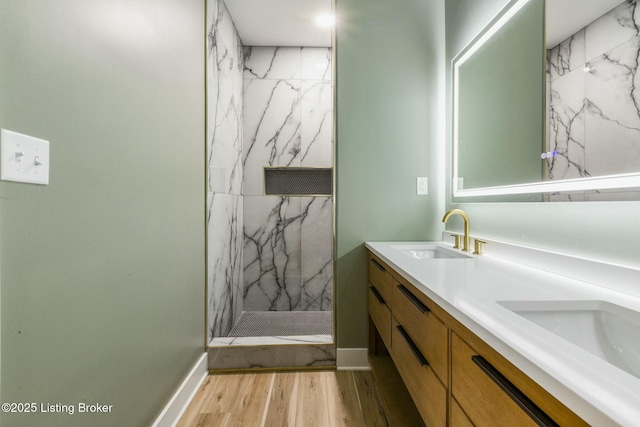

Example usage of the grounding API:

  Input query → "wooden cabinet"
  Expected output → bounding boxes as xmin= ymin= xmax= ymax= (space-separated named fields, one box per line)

xmin=368 ymin=286 xmax=391 ymax=349
xmin=391 ymin=278 xmax=448 ymax=385
xmin=368 ymin=253 xmax=448 ymax=426
xmin=391 ymin=318 xmax=447 ymax=427
xmin=367 ymin=254 xmax=393 ymax=349
xmin=368 ymin=255 xmax=392 ymax=303
xmin=450 ymin=397 xmax=474 ymax=427
xmin=450 ymin=329 xmax=588 ymax=427
xmin=452 ymin=332 xmax=549 ymax=427
xmin=366 ymin=249 xmax=588 ymax=427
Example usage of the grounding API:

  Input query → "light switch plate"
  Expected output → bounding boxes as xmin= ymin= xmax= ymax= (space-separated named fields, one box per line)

xmin=1 ymin=129 xmax=50 ymax=185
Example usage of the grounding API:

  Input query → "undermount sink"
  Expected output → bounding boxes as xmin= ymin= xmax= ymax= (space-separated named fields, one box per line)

xmin=390 ymin=244 xmax=472 ymax=259
xmin=498 ymin=300 xmax=640 ymax=380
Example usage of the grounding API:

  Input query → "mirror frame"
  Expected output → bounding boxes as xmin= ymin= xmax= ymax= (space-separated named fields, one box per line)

xmin=452 ymin=0 xmax=640 ymax=199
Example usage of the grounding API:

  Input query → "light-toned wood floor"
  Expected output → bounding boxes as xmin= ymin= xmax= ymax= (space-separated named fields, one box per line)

xmin=178 ymin=370 xmax=389 ymax=427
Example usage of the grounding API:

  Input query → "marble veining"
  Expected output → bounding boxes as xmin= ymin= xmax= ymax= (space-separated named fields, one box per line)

xmin=208 ymin=0 xmax=244 ymax=195
xmin=209 ymin=334 xmax=332 ymax=346
xmin=547 ymin=0 xmax=640 ymax=200
xmin=547 ymin=30 xmax=586 ymax=81
xmin=301 ymin=80 xmax=333 ymax=166
xmin=301 ymin=47 xmax=332 ymax=80
xmin=584 ymin=0 xmax=640 ymax=62
xmin=243 ymin=196 xmax=302 ymax=311
xmin=585 ymin=35 xmax=640 ymax=176
xmin=547 ymin=66 xmax=587 ymax=180
xmin=244 ymin=47 xmax=301 ymax=80
xmin=242 ymin=46 xmax=332 ymax=195
xmin=243 ymin=78 xmax=302 ymax=196
xmin=300 ymin=197 xmax=333 ymax=311
xmin=242 ymin=46 xmax=333 ymax=312
xmin=207 ymin=0 xmax=244 ymax=340
xmin=242 ymin=196 xmax=333 ymax=312
xmin=208 ymin=193 xmax=244 ymax=338
xmin=208 ymin=343 xmax=335 ymax=370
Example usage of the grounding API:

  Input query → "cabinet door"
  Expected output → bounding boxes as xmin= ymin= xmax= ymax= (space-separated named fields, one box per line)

xmin=451 ymin=333 xmax=558 ymax=427
xmin=391 ymin=318 xmax=447 ymax=427
xmin=368 ymin=255 xmax=392 ymax=303
xmin=451 ymin=398 xmax=474 ymax=427
xmin=368 ymin=286 xmax=392 ymax=349
xmin=391 ymin=279 xmax=448 ymax=385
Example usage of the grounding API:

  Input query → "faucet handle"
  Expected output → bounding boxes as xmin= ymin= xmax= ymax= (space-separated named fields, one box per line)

xmin=450 ymin=234 xmax=462 ymax=249
xmin=473 ymin=239 xmax=487 ymax=255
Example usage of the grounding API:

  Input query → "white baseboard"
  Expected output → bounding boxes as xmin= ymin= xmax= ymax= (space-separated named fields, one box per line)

xmin=336 ymin=348 xmax=370 ymax=371
xmin=151 ymin=352 xmax=208 ymax=427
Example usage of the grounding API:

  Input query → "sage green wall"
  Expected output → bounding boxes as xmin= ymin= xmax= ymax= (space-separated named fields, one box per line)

xmin=445 ymin=0 xmax=640 ymax=268
xmin=336 ymin=0 xmax=445 ymax=348
xmin=0 ymin=1 xmax=205 ymax=426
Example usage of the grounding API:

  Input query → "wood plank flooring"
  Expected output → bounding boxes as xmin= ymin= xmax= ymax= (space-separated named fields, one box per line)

xmin=178 ymin=370 xmax=389 ymax=427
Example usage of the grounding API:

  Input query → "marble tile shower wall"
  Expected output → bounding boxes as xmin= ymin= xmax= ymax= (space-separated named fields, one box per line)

xmin=242 ymin=47 xmax=333 ymax=312
xmin=207 ymin=0 xmax=244 ymax=340
xmin=547 ymin=0 xmax=640 ymax=201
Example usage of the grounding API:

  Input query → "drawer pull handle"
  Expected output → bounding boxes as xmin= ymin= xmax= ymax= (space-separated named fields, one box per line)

xmin=369 ymin=286 xmax=386 ymax=304
xmin=371 ymin=258 xmax=385 ymax=272
xmin=471 ymin=356 xmax=558 ymax=427
xmin=397 ymin=284 xmax=429 ymax=314
xmin=396 ymin=325 xmax=429 ymax=367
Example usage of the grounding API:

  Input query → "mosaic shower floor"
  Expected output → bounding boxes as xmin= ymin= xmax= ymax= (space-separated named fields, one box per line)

xmin=229 ymin=311 xmax=332 ymax=337
xmin=208 ymin=311 xmax=333 ymax=347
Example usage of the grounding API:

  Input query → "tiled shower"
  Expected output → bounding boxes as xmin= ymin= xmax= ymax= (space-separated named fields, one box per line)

xmin=206 ymin=0 xmax=334 ymax=369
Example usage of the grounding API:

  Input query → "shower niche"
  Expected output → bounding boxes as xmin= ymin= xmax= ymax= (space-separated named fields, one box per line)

xmin=206 ymin=0 xmax=335 ymax=370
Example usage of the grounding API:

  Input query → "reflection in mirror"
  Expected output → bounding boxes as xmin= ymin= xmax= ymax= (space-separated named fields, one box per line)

xmin=454 ymin=0 xmax=544 ymax=191
xmin=453 ymin=0 xmax=640 ymax=202
xmin=546 ymin=0 xmax=640 ymax=201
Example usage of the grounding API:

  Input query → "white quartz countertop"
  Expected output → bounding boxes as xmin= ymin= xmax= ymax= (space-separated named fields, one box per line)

xmin=365 ymin=241 xmax=640 ymax=427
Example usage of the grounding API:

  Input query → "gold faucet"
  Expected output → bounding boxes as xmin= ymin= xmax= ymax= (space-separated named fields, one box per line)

xmin=442 ymin=209 xmax=470 ymax=252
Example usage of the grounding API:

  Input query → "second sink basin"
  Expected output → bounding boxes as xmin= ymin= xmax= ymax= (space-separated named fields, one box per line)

xmin=498 ymin=300 xmax=640 ymax=380
xmin=390 ymin=244 xmax=472 ymax=259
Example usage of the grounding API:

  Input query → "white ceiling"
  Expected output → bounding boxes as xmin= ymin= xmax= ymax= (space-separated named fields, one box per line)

xmin=224 ymin=0 xmax=332 ymax=47
xmin=546 ymin=0 xmax=624 ymax=47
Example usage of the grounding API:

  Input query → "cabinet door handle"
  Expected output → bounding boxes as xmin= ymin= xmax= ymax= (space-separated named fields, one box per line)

xmin=370 ymin=258 xmax=385 ymax=272
xmin=369 ymin=286 xmax=385 ymax=304
xmin=471 ymin=356 xmax=558 ymax=427
xmin=397 ymin=284 xmax=429 ymax=314
xmin=396 ymin=325 xmax=429 ymax=367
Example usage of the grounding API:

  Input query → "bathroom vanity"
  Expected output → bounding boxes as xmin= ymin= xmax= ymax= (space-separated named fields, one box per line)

xmin=366 ymin=240 xmax=640 ymax=426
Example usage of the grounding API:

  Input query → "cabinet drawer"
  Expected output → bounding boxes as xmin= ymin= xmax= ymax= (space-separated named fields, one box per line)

xmin=452 ymin=333 xmax=557 ymax=427
xmin=392 ymin=280 xmax=448 ymax=385
xmin=451 ymin=397 xmax=473 ymax=427
xmin=391 ymin=318 xmax=446 ymax=427
xmin=368 ymin=255 xmax=392 ymax=303
xmin=368 ymin=287 xmax=392 ymax=349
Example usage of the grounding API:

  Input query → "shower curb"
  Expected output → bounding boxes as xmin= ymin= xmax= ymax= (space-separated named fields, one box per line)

xmin=207 ymin=343 xmax=336 ymax=371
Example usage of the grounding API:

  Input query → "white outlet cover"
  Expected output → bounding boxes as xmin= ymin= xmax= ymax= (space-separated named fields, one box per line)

xmin=417 ymin=177 xmax=428 ymax=195
xmin=1 ymin=129 xmax=50 ymax=185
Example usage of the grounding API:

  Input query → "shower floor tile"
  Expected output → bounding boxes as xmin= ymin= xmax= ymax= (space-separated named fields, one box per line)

xmin=227 ymin=311 xmax=332 ymax=337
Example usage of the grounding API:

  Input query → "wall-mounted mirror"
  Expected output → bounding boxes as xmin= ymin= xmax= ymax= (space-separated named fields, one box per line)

xmin=453 ymin=0 xmax=640 ymax=202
